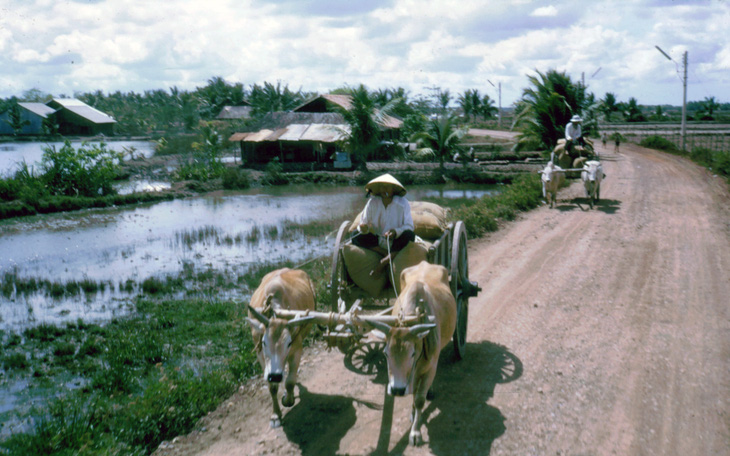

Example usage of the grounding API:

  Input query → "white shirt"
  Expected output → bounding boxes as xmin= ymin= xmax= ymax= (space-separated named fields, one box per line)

xmin=361 ymin=195 xmax=414 ymax=246
xmin=565 ymin=122 xmax=582 ymax=141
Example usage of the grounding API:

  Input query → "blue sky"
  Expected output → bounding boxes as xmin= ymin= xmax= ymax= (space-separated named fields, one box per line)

xmin=0 ymin=0 xmax=727 ymax=107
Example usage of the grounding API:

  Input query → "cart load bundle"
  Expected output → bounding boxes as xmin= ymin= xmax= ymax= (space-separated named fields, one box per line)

xmin=342 ymin=201 xmax=450 ymax=297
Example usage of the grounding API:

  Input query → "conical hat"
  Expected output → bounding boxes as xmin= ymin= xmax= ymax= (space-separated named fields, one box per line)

xmin=365 ymin=173 xmax=406 ymax=196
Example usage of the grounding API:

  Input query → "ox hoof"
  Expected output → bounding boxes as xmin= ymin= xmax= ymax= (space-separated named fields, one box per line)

xmin=426 ymin=388 xmax=435 ymax=401
xmin=270 ymin=415 xmax=282 ymax=428
xmin=281 ymin=392 xmax=295 ymax=407
xmin=409 ymin=430 xmax=423 ymax=446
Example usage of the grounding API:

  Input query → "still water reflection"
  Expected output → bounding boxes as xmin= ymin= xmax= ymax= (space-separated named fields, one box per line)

xmin=0 ymin=183 xmax=498 ymax=329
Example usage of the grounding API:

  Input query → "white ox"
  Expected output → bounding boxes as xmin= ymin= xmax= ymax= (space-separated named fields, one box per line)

xmin=246 ymin=268 xmax=316 ymax=428
xmin=538 ymin=161 xmax=566 ymax=208
xmin=365 ymin=261 xmax=456 ymax=446
xmin=581 ymin=160 xmax=605 ymax=209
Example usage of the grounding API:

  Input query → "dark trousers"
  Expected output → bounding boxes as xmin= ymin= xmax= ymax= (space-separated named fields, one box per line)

xmin=352 ymin=230 xmax=415 ymax=253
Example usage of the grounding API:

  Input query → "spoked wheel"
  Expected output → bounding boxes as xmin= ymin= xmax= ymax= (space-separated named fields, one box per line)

xmin=344 ymin=341 xmax=386 ymax=379
xmin=450 ymin=221 xmax=469 ymax=360
xmin=330 ymin=220 xmax=351 ymax=312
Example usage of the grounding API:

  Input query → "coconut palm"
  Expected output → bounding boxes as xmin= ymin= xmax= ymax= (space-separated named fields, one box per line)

xmin=248 ymin=81 xmax=306 ymax=117
xmin=479 ymin=94 xmax=498 ymax=120
xmin=512 ymin=69 xmax=585 ymax=151
xmin=623 ymin=97 xmax=645 ymax=122
xmin=601 ymin=92 xmax=619 ymax=122
xmin=458 ymin=89 xmax=482 ymax=122
xmin=704 ymin=96 xmax=720 ymax=116
xmin=338 ymin=84 xmax=400 ymax=170
xmin=438 ymin=89 xmax=452 ymax=114
xmin=410 ymin=116 xmax=467 ymax=176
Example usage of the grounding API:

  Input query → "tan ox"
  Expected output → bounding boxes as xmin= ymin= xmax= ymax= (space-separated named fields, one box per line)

xmin=246 ymin=268 xmax=316 ymax=428
xmin=365 ymin=261 xmax=456 ymax=446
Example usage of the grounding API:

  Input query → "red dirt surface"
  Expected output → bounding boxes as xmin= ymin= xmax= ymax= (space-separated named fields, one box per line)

xmin=154 ymin=141 xmax=730 ymax=456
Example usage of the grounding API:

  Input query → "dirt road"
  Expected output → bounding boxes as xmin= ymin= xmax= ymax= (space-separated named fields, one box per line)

xmin=155 ymin=143 xmax=730 ymax=456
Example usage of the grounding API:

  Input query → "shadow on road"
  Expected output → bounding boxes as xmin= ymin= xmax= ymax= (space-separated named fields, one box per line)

xmin=559 ymin=198 xmax=622 ymax=214
xmin=282 ymin=384 xmax=380 ymax=456
xmin=366 ymin=340 xmax=522 ymax=456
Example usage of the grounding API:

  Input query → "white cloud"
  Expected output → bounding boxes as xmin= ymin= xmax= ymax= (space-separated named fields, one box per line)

xmin=0 ymin=0 xmax=728 ymax=104
xmin=531 ymin=5 xmax=558 ymax=17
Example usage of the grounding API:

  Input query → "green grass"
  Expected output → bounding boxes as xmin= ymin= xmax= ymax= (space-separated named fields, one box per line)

xmin=451 ymin=172 xmax=543 ymax=238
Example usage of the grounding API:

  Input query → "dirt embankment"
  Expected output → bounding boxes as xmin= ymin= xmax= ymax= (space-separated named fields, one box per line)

xmin=155 ymin=141 xmax=730 ymax=456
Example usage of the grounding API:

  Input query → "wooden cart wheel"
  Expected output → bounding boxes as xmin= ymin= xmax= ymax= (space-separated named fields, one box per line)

xmin=330 ymin=220 xmax=351 ymax=312
xmin=450 ymin=221 xmax=469 ymax=360
xmin=344 ymin=341 xmax=386 ymax=382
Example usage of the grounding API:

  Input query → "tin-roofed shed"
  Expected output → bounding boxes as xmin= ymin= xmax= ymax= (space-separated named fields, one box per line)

xmin=46 ymin=98 xmax=116 ymax=136
xmin=0 ymin=102 xmax=57 ymax=135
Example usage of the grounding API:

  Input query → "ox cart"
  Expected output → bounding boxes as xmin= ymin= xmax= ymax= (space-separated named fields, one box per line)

xmin=264 ymin=207 xmax=480 ymax=362
xmin=327 ymin=210 xmax=482 ymax=360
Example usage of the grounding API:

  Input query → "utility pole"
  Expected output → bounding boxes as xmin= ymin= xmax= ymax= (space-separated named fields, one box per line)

xmin=487 ymin=80 xmax=502 ymax=128
xmin=656 ymin=45 xmax=688 ymax=151
xmin=681 ymin=51 xmax=688 ymax=152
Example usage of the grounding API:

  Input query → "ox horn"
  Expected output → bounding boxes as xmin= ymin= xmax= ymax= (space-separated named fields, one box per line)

xmin=362 ymin=317 xmax=392 ymax=335
xmin=247 ymin=304 xmax=270 ymax=326
xmin=408 ymin=323 xmax=437 ymax=338
xmin=287 ymin=315 xmax=316 ymax=329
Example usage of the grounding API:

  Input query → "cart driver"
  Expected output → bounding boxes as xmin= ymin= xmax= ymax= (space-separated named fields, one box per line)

xmin=353 ymin=173 xmax=415 ymax=276
xmin=565 ymin=114 xmax=585 ymax=155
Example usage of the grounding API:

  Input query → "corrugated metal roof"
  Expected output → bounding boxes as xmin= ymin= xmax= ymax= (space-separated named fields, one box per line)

xmin=300 ymin=124 xmax=349 ymax=142
xmin=277 ymin=124 xmax=311 ymax=141
xmin=18 ymin=102 xmax=56 ymax=118
xmin=50 ymin=98 xmax=116 ymax=124
xmin=228 ymin=132 xmax=250 ymax=141
xmin=234 ymin=123 xmax=350 ymax=144
xmin=243 ymin=129 xmax=275 ymax=142
xmin=266 ymin=128 xmax=290 ymax=141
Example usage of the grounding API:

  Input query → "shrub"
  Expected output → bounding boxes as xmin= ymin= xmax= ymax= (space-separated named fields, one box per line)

xmin=261 ymin=158 xmax=288 ymax=185
xmin=221 ymin=167 xmax=251 ymax=189
xmin=639 ymin=135 xmax=678 ymax=152
xmin=155 ymin=135 xmax=197 ymax=156
xmin=40 ymin=141 xmax=123 ymax=197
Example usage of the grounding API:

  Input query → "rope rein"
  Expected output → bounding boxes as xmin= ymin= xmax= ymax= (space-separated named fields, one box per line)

xmin=386 ymin=235 xmax=399 ymax=300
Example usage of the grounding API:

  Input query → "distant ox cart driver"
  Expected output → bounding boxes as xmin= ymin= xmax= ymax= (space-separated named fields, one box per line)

xmin=353 ymin=174 xmax=415 ymax=276
xmin=565 ymin=114 xmax=585 ymax=156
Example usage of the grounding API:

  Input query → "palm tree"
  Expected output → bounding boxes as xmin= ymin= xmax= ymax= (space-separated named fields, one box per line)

xmin=338 ymin=85 xmax=400 ymax=170
xmin=248 ymin=81 xmax=306 ymax=117
xmin=410 ymin=116 xmax=466 ymax=176
xmin=512 ymin=69 xmax=585 ymax=151
xmin=623 ymin=97 xmax=645 ymax=122
xmin=479 ymin=94 xmax=498 ymax=120
xmin=438 ymin=89 xmax=451 ymax=114
xmin=601 ymin=92 xmax=619 ymax=122
xmin=704 ymin=96 xmax=720 ymax=116
xmin=458 ymin=89 xmax=482 ymax=122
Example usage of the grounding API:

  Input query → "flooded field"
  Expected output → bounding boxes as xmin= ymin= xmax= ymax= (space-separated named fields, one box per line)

xmin=0 ymin=183 xmax=498 ymax=331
